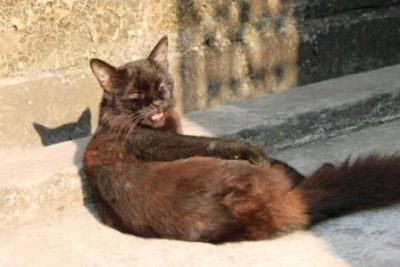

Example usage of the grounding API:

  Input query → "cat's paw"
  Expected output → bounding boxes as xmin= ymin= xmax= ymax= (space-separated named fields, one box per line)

xmin=239 ymin=145 xmax=270 ymax=166
xmin=321 ymin=162 xmax=335 ymax=170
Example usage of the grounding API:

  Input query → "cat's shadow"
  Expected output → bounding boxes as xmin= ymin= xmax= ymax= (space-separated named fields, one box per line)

xmin=33 ymin=108 xmax=92 ymax=146
xmin=32 ymin=108 xmax=100 ymax=219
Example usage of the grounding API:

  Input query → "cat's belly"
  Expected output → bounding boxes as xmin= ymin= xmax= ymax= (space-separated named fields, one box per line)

xmin=90 ymin=157 xmax=293 ymax=242
xmin=134 ymin=157 xmax=292 ymax=241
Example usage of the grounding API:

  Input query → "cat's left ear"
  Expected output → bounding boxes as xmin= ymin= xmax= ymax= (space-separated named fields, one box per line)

xmin=148 ymin=35 xmax=168 ymax=70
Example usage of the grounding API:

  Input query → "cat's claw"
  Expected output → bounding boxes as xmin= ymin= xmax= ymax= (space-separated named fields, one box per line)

xmin=240 ymin=146 xmax=270 ymax=166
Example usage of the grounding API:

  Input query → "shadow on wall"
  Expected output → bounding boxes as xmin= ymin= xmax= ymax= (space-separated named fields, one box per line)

xmin=32 ymin=107 xmax=95 ymax=218
xmin=33 ymin=108 xmax=92 ymax=146
xmin=294 ymin=0 xmax=400 ymax=86
xmin=176 ymin=0 xmax=299 ymax=112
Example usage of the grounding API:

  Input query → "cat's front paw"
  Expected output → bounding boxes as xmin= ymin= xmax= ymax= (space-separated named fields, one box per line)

xmin=238 ymin=145 xmax=270 ymax=166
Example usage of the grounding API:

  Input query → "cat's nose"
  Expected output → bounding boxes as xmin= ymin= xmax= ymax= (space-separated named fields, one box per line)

xmin=153 ymin=100 xmax=162 ymax=107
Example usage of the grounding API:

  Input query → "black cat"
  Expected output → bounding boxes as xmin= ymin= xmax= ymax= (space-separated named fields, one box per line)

xmin=84 ymin=36 xmax=400 ymax=243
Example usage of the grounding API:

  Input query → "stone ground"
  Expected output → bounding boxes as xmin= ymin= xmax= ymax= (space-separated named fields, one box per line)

xmin=1 ymin=118 xmax=400 ymax=267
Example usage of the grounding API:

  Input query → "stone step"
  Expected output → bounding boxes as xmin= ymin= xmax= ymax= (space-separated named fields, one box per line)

xmin=1 ymin=203 xmax=398 ymax=267
xmin=0 ymin=206 xmax=350 ymax=267
xmin=187 ymin=64 xmax=400 ymax=151
xmin=1 ymin=65 xmax=400 ymax=231
xmin=1 ymin=118 xmax=400 ymax=266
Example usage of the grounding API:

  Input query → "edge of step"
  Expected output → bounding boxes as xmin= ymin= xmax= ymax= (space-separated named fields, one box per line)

xmin=186 ymin=64 xmax=400 ymax=151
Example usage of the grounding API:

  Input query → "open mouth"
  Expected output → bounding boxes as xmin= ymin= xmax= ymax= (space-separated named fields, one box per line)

xmin=151 ymin=112 xmax=164 ymax=122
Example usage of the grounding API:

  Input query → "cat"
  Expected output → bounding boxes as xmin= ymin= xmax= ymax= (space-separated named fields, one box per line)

xmin=83 ymin=36 xmax=400 ymax=243
xmin=33 ymin=108 xmax=91 ymax=146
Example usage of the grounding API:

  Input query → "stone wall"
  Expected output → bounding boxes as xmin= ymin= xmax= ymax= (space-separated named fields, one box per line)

xmin=295 ymin=0 xmax=400 ymax=85
xmin=0 ymin=0 xmax=399 ymax=151
xmin=0 ymin=0 xmax=180 ymax=151
xmin=0 ymin=0 xmax=178 ymax=78
xmin=177 ymin=0 xmax=299 ymax=111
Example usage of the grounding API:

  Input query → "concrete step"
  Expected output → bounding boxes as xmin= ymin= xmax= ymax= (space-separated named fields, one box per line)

xmin=1 ymin=118 xmax=400 ymax=266
xmin=0 ymin=68 xmax=100 ymax=152
xmin=1 ymin=204 xmax=399 ymax=267
xmin=188 ymin=64 xmax=400 ymax=151
xmin=1 ymin=65 xmax=400 ymax=231
xmin=0 ymin=207 xmax=349 ymax=267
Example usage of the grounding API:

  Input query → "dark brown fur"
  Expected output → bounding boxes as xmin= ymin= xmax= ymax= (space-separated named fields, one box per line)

xmin=84 ymin=36 xmax=400 ymax=243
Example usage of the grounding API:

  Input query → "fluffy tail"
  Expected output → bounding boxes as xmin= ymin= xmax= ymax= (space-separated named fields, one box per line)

xmin=293 ymin=154 xmax=400 ymax=226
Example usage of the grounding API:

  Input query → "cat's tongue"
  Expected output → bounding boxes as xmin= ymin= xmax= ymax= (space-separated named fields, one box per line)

xmin=151 ymin=112 xmax=164 ymax=121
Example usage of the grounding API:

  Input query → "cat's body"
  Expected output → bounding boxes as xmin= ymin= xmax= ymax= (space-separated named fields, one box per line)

xmin=84 ymin=36 xmax=400 ymax=243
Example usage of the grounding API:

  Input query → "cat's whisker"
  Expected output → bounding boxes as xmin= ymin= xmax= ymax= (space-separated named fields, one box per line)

xmin=122 ymin=116 xmax=140 ymax=142
xmin=121 ymin=113 xmax=149 ymax=142
xmin=106 ymin=114 xmax=141 ymax=151
xmin=114 ymin=118 xmax=126 ymax=142
xmin=123 ymin=121 xmax=139 ymax=143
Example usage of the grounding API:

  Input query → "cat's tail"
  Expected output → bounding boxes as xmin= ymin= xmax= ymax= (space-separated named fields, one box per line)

xmin=293 ymin=154 xmax=400 ymax=226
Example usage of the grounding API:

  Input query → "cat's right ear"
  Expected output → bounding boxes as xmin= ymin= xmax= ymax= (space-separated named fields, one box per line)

xmin=90 ymin=58 xmax=117 ymax=92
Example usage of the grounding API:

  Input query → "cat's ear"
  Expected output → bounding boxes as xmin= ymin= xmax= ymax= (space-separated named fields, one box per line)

xmin=148 ymin=35 xmax=168 ymax=70
xmin=33 ymin=122 xmax=52 ymax=146
xmin=90 ymin=58 xmax=117 ymax=92
xmin=78 ymin=108 xmax=91 ymax=124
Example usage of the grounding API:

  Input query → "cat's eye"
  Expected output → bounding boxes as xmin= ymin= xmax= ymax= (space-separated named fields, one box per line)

xmin=159 ymin=82 xmax=172 ymax=92
xmin=126 ymin=93 xmax=143 ymax=100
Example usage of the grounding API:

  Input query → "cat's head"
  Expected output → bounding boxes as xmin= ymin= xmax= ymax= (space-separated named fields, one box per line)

xmin=90 ymin=36 xmax=174 ymax=129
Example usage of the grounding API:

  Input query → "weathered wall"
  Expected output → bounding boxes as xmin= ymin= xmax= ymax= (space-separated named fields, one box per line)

xmin=0 ymin=0 xmax=399 ymax=151
xmin=0 ymin=0 xmax=179 ymax=78
xmin=177 ymin=0 xmax=299 ymax=111
xmin=0 ymin=0 xmax=181 ymax=151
